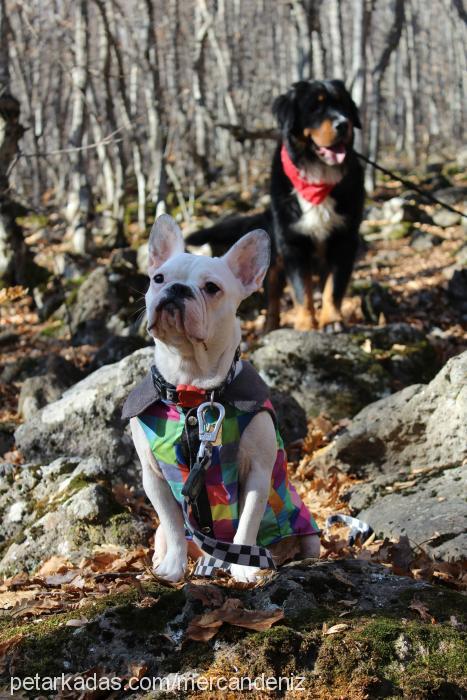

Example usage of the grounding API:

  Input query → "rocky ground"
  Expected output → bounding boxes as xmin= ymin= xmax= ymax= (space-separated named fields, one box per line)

xmin=0 ymin=155 xmax=466 ymax=698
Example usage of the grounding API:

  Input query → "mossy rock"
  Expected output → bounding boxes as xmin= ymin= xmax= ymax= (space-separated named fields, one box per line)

xmin=0 ymin=562 xmax=465 ymax=698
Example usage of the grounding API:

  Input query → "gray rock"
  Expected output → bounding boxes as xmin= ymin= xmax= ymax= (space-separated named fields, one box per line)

xmin=313 ymin=352 xmax=466 ymax=478
xmin=53 ymin=265 xmax=149 ymax=346
xmin=381 ymin=197 xmax=432 ymax=225
xmin=359 ymin=467 xmax=466 ymax=561
xmin=456 ymin=146 xmax=467 ymax=170
xmin=15 ymin=347 xmax=154 ymax=467
xmin=18 ymin=358 xmax=82 ymax=420
xmin=270 ymin=390 xmax=307 ymax=445
xmin=433 ymin=209 xmax=461 ymax=228
xmin=69 ymin=268 xmax=117 ymax=345
xmin=447 ymin=269 xmax=467 ymax=313
xmin=309 ymin=352 xmax=467 ymax=559
xmin=88 ymin=335 xmax=150 ymax=372
xmin=251 ymin=325 xmax=438 ymax=420
xmin=410 ymin=230 xmax=444 ymax=252
xmin=0 ymin=456 xmax=149 ymax=576
xmin=0 ymin=421 xmax=15 ymax=455
xmin=1 ymin=352 xmax=82 ymax=385
xmin=380 ymin=222 xmax=414 ymax=240
xmin=66 ymin=483 xmax=116 ymax=522
xmin=455 ymin=243 xmax=467 ymax=267
xmin=433 ymin=186 xmax=467 ymax=206
xmin=360 ymin=282 xmax=398 ymax=323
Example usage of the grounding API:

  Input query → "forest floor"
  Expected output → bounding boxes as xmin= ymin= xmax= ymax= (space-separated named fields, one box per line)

xmin=0 ymin=164 xmax=466 ymax=698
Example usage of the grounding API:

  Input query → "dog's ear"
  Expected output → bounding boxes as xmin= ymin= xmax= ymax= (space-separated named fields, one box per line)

xmin=272 ymin=91 xmax=296 ymax=133
xmin=147 ymin=214 xmax=185 ymax=271
xmin=329 ymin=79 xmax=362 ymax=129
xmin=222 ymin=229 xmax=270 ymax=297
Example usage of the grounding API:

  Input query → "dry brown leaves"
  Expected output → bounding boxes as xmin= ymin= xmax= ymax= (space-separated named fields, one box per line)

xmin=186 ymin=597 xmax=284 ymax=642
xmin=0 ymin=286 xmax=29 ymax=305
xmin=0 ymin=546 xmax=151 ymax=624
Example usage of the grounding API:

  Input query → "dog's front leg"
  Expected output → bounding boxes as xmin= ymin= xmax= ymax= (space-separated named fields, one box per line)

xmin=130 ymin=418 xmax=187 ymax=582
xmin=232 ymin=411 xmax=277 ymax=582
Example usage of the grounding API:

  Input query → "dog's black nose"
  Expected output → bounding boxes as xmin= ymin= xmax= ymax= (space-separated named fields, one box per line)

xmin=168 ymin=283 xmax=194 ymax=299
xmin=334 ymin=118 xmax=349 ymax=135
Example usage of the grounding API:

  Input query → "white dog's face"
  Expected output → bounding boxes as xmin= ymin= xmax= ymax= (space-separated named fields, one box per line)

xmin=145 ymin=215 xmax=270 ymax=349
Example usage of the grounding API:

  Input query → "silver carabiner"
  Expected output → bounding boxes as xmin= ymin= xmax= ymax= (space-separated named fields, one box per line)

xmin=197 ymin=401 xmax=225 ymax=443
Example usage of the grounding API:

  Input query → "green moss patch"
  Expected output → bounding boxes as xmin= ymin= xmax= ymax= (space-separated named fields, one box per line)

xmin=0 ymin=584 xmax=185 ymax=680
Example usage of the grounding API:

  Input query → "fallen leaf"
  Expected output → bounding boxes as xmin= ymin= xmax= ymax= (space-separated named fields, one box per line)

xmin=0 ymin=633 xmax=24 ymax=673
xmin=325 ymin=623 xmax=350 ymax=635
xmin=185 ymin=582 xmax=224 ymax=608
xmin=44 ymin=570 xmax=80 ymax=586
xmin=37 ymin=556 xmax=72 ymax=577
xmin=0 ymin=590 xmax=36 ymax=610
xmin=185 ymin=598 xmax=284 ymax=641
xmin=389 ymin=536 xmax=413 ymax=576
xmin=11 ymin=597 xmax=67 ymax=619
xmin=332 ymin=571 xmax=355 ymax=588
xmin=125 ymin=662 xmax=149 ymax=686
xmin=3 ymin=572 xmax=29 ymax=589
xmin=218 ymin=599 xmax=284 ymax=631
xmin=137 ymin=596 xmax=159 ymax=608
xmin=409 ymin=598 xmax=436 ymax=624
xmin=65 ymin=618 xmax=89 ymax=627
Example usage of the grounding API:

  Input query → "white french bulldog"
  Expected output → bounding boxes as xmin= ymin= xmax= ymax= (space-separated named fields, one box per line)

xmin=130 ymin=214 xmax=320 ymax=582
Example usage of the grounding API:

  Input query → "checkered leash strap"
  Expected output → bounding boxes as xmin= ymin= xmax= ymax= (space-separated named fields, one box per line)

xmin=180 ymin=400 xmax=276 ymax=578
xmin=325 ymin=514 xmax=373 ymax=545
xmin=182 ymin=499 xmax=276 ymax=576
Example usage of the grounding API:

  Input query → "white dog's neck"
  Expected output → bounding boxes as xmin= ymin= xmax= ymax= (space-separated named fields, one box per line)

xmin=154 ymin=319 xmax=241 ymax=389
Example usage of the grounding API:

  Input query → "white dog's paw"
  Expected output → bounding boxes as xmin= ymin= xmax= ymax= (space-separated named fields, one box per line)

xmin=229 ymin=563 xmax=261 ymax=583
xmin=153 ymin=550 xmax=187 ymax=583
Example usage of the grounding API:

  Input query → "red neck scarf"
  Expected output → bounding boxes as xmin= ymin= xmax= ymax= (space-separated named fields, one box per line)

xmin=281 ymin=145 xmax=335 ymax=205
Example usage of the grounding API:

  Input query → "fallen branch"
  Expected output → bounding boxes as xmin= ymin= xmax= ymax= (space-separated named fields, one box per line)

xmin=216 ymin=122 xmax=278 ymax=143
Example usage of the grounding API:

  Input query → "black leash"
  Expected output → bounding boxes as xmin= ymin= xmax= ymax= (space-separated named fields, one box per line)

xmin=356 ymin=151 xmax=467 ymax=220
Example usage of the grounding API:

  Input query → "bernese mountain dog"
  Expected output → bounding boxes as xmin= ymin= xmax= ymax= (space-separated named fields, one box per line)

xmin=186 ymin=79 xmax=365 ymax=332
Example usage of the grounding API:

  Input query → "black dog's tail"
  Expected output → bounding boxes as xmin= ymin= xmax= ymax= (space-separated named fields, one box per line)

xmin=185 ymin=210 xmax=272 ymax=256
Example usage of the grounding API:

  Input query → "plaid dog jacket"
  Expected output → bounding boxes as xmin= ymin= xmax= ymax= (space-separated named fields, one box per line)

xmin=123 ymin=360 xmax=319 ymax=548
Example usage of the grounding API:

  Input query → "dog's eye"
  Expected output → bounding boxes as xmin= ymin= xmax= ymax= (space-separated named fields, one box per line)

xmin=153 ymin=273 xmax=164 ymax=283
xmin=204 ymin=281 xmax=221 ymax=295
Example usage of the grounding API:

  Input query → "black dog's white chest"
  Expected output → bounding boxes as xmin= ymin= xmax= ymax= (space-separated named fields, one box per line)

xmin=292 ymin=192 xmax=345 ymax=242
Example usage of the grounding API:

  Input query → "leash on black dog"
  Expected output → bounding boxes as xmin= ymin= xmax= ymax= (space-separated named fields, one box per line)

xmin=356 ymin=152 xmax=467 ymax=219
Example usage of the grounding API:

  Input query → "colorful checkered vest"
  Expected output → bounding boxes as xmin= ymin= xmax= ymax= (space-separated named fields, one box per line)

xmin=136 ymin=399 xmax=319 ymax=547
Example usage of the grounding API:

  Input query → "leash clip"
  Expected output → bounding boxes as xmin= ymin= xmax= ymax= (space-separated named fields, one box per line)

xmin=197 ymin=401 xmax=225 ymax=444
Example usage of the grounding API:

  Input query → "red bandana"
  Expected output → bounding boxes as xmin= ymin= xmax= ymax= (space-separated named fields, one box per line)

xmin=280 ymin=146 xmax=335 ymax=205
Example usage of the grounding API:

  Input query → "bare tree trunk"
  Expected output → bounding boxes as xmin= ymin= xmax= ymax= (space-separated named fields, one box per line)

xmin=366 ymin=0 xmax=405 ymax=190
xmin=402 ymin=14 xmax=416 ymax=166
xmin=65 ymin=0 xmax=92 ymax=254
xmin=192 ymin=1 xmax=211 ymax=176
xmin=328 ymin=0 xmax=345 ymax=80
xmin=349 ymin=0 xmax=373 ymax=152
xmin=143 ymin=0 xmax=167 ymax=208
xmin=0 ymin=0 xmax=31 ymax=285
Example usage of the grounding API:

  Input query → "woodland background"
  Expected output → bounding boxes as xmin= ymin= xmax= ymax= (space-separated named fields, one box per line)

xmin=0 ymin=1 xmax=466 ymax=697
xmin=1 ymin=0 xmax=466 ymax=275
